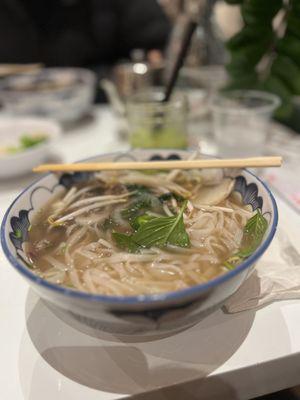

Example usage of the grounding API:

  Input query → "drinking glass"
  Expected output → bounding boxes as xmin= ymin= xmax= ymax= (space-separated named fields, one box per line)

xmin=126 ymin=90 xmax=188 ymax=149
xmin=211 ymin=90 xmax=281 ymax=158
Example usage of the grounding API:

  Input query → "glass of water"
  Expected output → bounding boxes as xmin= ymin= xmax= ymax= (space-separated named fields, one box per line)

xmin=211 ymin=90 xmax=280 ymax=158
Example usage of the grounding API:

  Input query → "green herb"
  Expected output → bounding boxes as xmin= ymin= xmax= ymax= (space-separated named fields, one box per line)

xmin=102 ymin=217 xmax=115 ymax=231
xmin=20 ymin=134 xmax=47 ymax=148
xmin=112 ymin=232 xmax=141 ymax=253
xmin=131 ymin=214 xmax=156 ymax=230
xmin=132 ymin=200 xmax=190 ymax=248
xmin=121 ymin=198 xmax=151 ymax=220
xmin=223 ymin=255 xmax=244 ymax=270
xmin=121 ymin=192 xmax=161 ymax=222
xmin=158 ymin=192 xmax=185 ymax=204
xmin=112 ymin=200 xmax=190 ymax=252
xmin=223 ymin=210 xmax=268 ymax=270
xmin=4 ymin=133 xmax=48 ymax=155
xmin=237 ymin=209 xmax=268 ymax=258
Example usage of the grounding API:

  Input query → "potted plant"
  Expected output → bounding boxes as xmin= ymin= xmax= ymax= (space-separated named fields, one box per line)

xmin=224 ymin=0 xmax=300 ymax=132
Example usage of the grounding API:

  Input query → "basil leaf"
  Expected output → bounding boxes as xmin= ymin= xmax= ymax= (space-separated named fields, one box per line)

xmin=132 ymin=200 xmax=190 ymax=248
xmin=131 ymin=214 xmax=156 ymax=230
xmin=112 ymin=232 xmax=141 ymax=253
xmin=121 ymin=193 xmax=161 ymax=222
xmin=121 ymin=198 xmax=151 ymax=220
xmin=224 ymin=210 xmax=268 ymax=269
xmin=158 ymin=192 xmax=185 ymax=204
xmin=237 ymin=209 xmax=268 ymax=257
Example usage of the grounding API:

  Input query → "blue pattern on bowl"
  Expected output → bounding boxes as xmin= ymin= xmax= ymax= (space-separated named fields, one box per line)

xmin=234 ymin=176 xmax=263 ymax=210
xmin=9 ymin=210 xmax=30 ymax=251
xmin=1 ymin=150 xmax=278 ymax=335
xmin=59 ymin=172 xmax=93 ymax=189
xmin=149 ymin=153 xmax=182 ymax=161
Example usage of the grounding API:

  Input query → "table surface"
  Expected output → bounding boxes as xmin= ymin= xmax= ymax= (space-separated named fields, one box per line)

xmin=1 ymin=107 xmax=300 ymax=400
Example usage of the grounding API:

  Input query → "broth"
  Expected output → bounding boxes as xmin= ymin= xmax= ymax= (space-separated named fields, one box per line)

xmin=26 ymin=169 xmax=257 ymax=296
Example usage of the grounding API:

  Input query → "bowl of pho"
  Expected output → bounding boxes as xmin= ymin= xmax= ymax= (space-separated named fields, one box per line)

xmin=1 ymin=149 xmax=278 ymax=335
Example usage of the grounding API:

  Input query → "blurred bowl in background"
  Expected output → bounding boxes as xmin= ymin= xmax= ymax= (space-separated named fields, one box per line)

xmin=0 ymin=68 xmax=96 ymax=123
xmin=0 ymin=117 xmax=61 ymax=179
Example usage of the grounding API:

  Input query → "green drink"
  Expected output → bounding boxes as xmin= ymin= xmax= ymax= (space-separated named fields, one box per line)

xmin=126 ymin=90 xmax=188 ymax=149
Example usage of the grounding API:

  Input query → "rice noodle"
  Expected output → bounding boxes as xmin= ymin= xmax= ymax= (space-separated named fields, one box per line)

xmin=67 ymin=192 xmax=135 ymax=211
xmin=29 ymin=170 xmax=253 ymax=297
xmin=52 ymin=199 xmax=127 ymax=224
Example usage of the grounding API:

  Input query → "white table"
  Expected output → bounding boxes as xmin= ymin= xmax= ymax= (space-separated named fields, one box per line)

xmin=1 ymin=107 xmax=300 ymax=400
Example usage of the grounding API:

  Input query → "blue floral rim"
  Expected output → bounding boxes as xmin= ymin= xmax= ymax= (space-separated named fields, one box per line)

xmin=1 ymin=151 xmax=278 ymax=305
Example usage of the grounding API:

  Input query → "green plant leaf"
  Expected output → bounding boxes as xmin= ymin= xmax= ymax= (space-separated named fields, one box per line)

xmin=112 ymin=232 xmax=141 ymax=253
xmin=225 ymin=0 xmax=300 ymax=124
xmin=223 ymin=210 xmax=268 ymax=270
xmin=263 ymin=75 xmax=293 ymax=120
xmin=227 ymin=41 xmax=270 ymax=71
xmin=131 ymin=214 xmax=156 ymax=230
xmin=158 ymin=192 xmax=185 ymax=204
xmin=113 ymin=202 xmax=190 ymax=252
xmin=224 ymin=72 xmax=259 ymax=91
xmin=271 ymin=56 xmax=300 ymax=95
xmin=237 ymin=210 xmax=268 ymax=258
xmin=291 ymin=0 xmax=300 ymax=14
xmin=131 ymin=200 xmax=190 ymax=248
xmin=121 ymin=192 xmax=161 ymax=222
xmin=241 ymin=0 xmax=282 ymax=25
xmin=226 ymin=26 xmax=272 ymax=51
xmin=121 ymin=198 xmax=151 ymax=220
xmin=277 ymin=35 xmax=300 ymax=67
xmin=286 ymin=13 xmax=300 ymax=40
xmin=224 ymin=0 xmax=243 ymax=4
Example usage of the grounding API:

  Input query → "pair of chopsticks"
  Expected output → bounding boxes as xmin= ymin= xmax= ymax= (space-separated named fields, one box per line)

xmin=33 ymin=156 xmax=282 ymax=173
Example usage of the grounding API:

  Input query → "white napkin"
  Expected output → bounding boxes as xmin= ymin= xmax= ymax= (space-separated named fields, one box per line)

xmin=224 ymin=230 xmax=300 ymax=313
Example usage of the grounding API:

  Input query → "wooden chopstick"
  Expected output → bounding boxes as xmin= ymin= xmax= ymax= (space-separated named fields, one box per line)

xmin=33 ymin=156 xmax=282 ymax=173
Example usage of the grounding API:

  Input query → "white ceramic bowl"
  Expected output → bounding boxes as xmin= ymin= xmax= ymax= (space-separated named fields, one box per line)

xmin=1 ymin=150 xmax=278 ymax=335
xmin=0 ymin=117 xmax=61 ymax=178
xmin=0 ymin=68 xmax=96 ymax=122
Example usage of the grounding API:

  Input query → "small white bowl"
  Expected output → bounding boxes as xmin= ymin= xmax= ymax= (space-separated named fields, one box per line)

xmin=0 ymin=117 xmax=61 ymax=179
xmin=0 ymin=68 xmax=96 ymax=122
